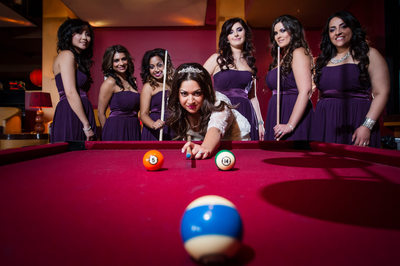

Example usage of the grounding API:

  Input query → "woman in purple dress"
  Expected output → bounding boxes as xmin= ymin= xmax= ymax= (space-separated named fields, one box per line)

xmin=97 ymin=45 xmax=141 ymax=141
xmin=204 ymin=17 xmax=264 ymax=140
xmin=312 ymin=11 xmax=389 ymax=147
xmin=51 ymin=18 xmax=97 ymax=143
xmin=140 ymin=48 xmax=174 ymax=140
xmin=264 ymin=15 xmax=313 ymax=141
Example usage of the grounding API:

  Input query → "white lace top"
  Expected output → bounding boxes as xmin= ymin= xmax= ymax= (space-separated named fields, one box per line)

xmin=187 ymin=91 xmax=251 ymax=141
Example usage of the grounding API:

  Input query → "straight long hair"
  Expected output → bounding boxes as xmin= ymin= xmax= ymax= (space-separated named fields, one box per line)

xmin=57 ymin=18 xmax=94 ymax=91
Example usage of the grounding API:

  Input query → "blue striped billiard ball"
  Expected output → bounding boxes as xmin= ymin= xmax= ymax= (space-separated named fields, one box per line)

xmin=180 ymin=195 xmax=243 ymax=263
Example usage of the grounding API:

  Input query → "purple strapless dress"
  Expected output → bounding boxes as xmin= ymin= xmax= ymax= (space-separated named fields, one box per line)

xmin=311 ymin=64 xmax=380 ymax=147
xmin=264 ymin=69 xmax=313 ymax=141
xmin=141 ymin=91 xmax=173 ymax=141
xmin=51 ymin=70 xmax=97 ymax=143
xmin=213 ymin=70 xmax=259 ymax=140
xmin=102 ymin=91 xmax=141 ymax=141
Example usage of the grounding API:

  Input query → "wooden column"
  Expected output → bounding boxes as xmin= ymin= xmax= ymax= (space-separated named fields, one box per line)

xmin=216 ymin=0 xmax=245 ymax=49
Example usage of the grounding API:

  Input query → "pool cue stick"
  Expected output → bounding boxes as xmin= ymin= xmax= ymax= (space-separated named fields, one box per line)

xmin=185 ymin=135 xmax=195 ymax=168
xmin=254 ymin=77 xmax=257 ymax=96
xmin=186 ymin=135 xmax=192 ymax=159
xmin=277 ymin=46 xmax=281 ymax=125
xmin=159 ymin=50 xmax=168 ymax=141
xmin=254 ymin=77 xmax=258 ymax=124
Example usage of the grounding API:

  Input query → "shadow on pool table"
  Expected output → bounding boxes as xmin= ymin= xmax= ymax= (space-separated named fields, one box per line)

xmin=261 ymin=179 xmax=400 ymax=230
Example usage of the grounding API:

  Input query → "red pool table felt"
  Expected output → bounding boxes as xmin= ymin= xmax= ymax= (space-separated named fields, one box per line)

xmin=1 ymin=141 xmax=400 ymax=266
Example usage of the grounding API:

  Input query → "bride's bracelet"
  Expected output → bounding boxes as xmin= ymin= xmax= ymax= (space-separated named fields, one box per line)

xmin=362 ymin=117 xmax=376 ymax=130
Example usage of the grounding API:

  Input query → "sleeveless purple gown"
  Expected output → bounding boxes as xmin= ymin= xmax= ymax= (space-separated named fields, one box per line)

xmin=102 ymin=91 xmax=141 ymax=141
xmin=141 ymin=91 xmax=173 ymax=141
xmin=311 ymin=64 xmax=380 ymax=147
xmin=213 ymin=70 xmax=259 ymax=140
xmin=264 ymin=69 xmax=313 ymax=141
xmin=51 ymin=70 xmax=97 ymax=143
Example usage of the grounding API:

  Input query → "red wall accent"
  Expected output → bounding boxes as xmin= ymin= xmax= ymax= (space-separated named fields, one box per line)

xmin=347 ymin=0 xmax=386 ymax=54
xmin=253 ymin=29 xmax=271 ymax=117
xmin=90 ymin=27 xmax=216 ymax=107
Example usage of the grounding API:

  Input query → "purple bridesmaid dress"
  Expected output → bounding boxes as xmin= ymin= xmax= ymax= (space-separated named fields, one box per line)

xmin=311 ymin=64 xmax=380 ymax=147
xmin=213 ymin=69 xmax=259 ymax=140
xmin=141 ymin=91 xmax=173 ymax=141
xmin=264 ymin=68 xmax=313 ymax=141
xmin=102 ymin=91 xmax=141 ymax=141
xmin=51 ymin=70 xmax=97 ymax=143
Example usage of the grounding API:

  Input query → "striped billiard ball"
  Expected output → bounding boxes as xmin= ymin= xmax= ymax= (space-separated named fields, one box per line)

xmin=180 ymin=195 xmax=242 ymax=263
xmin=215 ymin=150 xmax=236 ymax=171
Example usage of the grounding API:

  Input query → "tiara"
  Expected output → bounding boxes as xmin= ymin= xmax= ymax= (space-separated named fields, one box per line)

xmin=178 ymin=66 xmax=203 ymax=74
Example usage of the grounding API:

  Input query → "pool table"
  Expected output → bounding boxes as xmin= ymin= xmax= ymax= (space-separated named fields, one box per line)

xmin=1 ymin=141 xmax=400 ymax=265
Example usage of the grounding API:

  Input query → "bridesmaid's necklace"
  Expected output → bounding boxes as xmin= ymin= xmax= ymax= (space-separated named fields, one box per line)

xmin=330 ymin=51 xmax=350 ymax=64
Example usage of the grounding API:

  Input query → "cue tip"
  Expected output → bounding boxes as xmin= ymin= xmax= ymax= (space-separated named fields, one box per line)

xmin=185 ymin=135 xmax=192 ymax=159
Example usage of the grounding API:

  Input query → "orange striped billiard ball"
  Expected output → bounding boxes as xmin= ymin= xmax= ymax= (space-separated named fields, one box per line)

xmin=143 ymin=150 xmax=164 ymax=171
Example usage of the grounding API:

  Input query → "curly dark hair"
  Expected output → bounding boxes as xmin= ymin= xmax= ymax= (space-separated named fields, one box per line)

xmin=101 ymin=45 xmax=137 ymax=91
xmin=313 ymin=11 xmax=370 ymax=87
xmin=217 ymin=17 xmax=257 ymax=76
xmin=57 ymin=18 xmax=94 ymax=91
xmin=140 ymin=48 xmax=174 ymax=89
xmin=167 ymin=63 xmax=228 ymax=140
xmin=269 ymin=15 xmax=311 ymax=78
